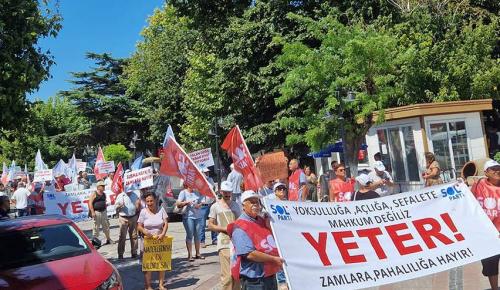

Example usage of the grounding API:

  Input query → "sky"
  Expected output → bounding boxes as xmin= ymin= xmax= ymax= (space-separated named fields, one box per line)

xmin=29 ymin=0 xmax=165 ymax=101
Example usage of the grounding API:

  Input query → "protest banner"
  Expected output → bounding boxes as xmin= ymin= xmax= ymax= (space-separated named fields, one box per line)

xmin=124 ymin=166 xmax=154 ymax=192
xmin=256 ymin=151 xmax=288 ymax=182
xmin=44 ymin=188 xmax=118 ymax=222
xmin=96 ymin=161 xmax=115 ymax=174
xmin=188 ymin=147 xmax=215 ymax=169
xmin=142 ymin=236 xmax=173 ymax=272
xmin=77 ymin=162 xmax=87 ymax=173
xmin=34 ymin=169 xmax=53 ymax=182
xmin=263 ymin=182 xmax=500 ymax=290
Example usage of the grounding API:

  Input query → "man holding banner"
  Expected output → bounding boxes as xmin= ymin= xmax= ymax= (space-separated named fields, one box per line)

xmin=228 ymin=190 xmax=283 ymax=290
xmin=471 ymin=160 xmax=500 ymax=290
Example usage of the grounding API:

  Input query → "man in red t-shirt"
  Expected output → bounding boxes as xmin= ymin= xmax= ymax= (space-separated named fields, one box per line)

xmin=471 ymin=160 xmax=500 ymax=290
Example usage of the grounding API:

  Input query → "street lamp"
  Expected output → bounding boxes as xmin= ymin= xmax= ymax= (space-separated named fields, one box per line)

xmin=324 ymin=90 xmax=356 ymax=177
xmin=129 ymin=130 xmax=140 ymax=159
xmin=208 ymin=117 xmax=223 ymax=193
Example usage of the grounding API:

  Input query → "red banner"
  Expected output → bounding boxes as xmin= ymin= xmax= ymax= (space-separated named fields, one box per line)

xmin=111 ymin=162 xmax=124 ymax=194
xmin=221 ymin=126 xmax=263 ymax=191
xmin=93 ymin=147 xmax=107 ymax=180
xmin=160 ymin=137 xmax=215 ymax=198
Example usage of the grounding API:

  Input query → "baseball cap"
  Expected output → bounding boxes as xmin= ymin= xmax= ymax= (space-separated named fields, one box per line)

xmin=96 ymin=180 xmax=106 ymax=187
xmin=220 ymin=181 xmax=233 ymax=192
xmin=355 ymin=174 xmax=373 ymax=187
xmin=374 ymin=161 xmax=386 ymax=171
xmin=273 ymin=182 xmax=286 ymax=191
xmin=241 ymin=190 xmax=260 ymax=202
xmin=202 ymin=167 xmax=210 ymax=173
xmin=484 ymin=160 xmax=500 ymax=171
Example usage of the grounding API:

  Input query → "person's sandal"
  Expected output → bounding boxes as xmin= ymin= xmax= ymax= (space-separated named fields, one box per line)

xmin=195 ymin=255 xmax=205 ymax=260
xmin=188 ymin=257 xmax=194 ymax=262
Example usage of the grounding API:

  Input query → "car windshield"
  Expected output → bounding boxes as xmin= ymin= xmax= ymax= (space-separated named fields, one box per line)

xmin=0 ymin=223 xmax=91 ymax=270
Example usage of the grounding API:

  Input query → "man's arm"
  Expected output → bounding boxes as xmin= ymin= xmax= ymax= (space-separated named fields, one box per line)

xmin=208 ymin=217 xmax=227 ymax=234
xmin=246 ymin=250 xmax=283 ymax=267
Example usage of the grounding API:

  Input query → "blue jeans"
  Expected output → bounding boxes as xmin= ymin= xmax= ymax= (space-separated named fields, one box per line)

xmin=17 ymin=208 xmax=29 ymax=217
xmin=182 ymin=217 xmax=202 ymax=243
xmin=199 ymin=205 xmax=217 ymax=244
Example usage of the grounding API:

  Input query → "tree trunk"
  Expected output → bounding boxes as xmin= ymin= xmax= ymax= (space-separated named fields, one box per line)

xmin=343 ymin=132 xmax=366 ymax=178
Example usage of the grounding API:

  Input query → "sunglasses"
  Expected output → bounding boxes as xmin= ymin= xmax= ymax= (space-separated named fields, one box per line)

xmin=276 ymin=187 xmax=287 ymax=191
xmin=337 ymin=168 xmax=345 ymax=172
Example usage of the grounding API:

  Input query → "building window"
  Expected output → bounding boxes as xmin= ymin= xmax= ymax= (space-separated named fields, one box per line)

xmin=429 ymin=121 xmax=469 ymax=177
xmin=377 ymin=126 xmax=420 ymax=182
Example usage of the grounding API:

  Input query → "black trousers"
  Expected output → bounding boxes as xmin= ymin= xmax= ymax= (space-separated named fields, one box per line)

xmin=240 ymin=275 xmax=277 ymax=290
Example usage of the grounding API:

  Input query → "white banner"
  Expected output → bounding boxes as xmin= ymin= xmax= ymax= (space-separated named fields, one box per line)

xmin=124 ymin=166 xmax=154 ymax=192
xmin=188 ymin=147 xmax=214 ymax=169
xmin=44 ymin=188 xmax=118 ymax=222
xmin=33 ymin=169 xmax=53 ymax=182
xmin=264 ymin=182 xmax=500 ymax=290
xmin=77 ymin=162 xmax=87 ymax=173
xmin=96 ymin=161 xmax=115 ymax=174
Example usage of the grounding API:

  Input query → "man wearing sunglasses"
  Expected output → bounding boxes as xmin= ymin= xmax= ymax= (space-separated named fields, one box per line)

xmin=266 ymin=183 xmax=287 ymax=201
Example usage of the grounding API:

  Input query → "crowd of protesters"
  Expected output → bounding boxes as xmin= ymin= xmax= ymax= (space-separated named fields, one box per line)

xmin=0 ymin=151 xmax=499 ymax=290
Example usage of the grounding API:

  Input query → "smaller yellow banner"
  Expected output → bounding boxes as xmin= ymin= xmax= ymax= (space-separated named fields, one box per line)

xmin=142 ymin=236 xmax=173 ymax=272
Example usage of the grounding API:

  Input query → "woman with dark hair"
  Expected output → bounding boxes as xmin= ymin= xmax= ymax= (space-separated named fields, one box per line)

xmin=423 ymin=152 xmax=443 ymax=187
xmin=137 ymin=192 xmax=169 ymax=290
xmin=304 ymin=166 xmax=318 ymax=202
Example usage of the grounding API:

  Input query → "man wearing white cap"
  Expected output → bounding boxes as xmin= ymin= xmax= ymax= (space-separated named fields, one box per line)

xmin=227 ymin=190 xmax=283 ymax=290
xmin=208 ymin=181 xmax=242 ymax=290
xmin=471 ymin=159 xmax=500 ymax=290
xmin=266 ymin=182 xmax=287 ymax=201
xmin=368 ymin=161 xmax=394 ymax=196
xmin=353 ymin=174 xmax=380 ymax=201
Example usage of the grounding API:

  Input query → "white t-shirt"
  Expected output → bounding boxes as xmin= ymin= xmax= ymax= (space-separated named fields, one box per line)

xmin=116 ymin=192 xmax=139 ymax=217
xmin=368 ymin=170 xmax=394 ymax=196
xmin=209 ymin=200 xmax=241 ymax=251
xmin=12 ymin=188 xmax=31 ymax=209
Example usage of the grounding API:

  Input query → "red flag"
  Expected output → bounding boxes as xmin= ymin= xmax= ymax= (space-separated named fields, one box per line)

xmin=221 ymin=125 xmax=263 ymax=191
xmin=111 ymin=162 xmax=124 ymax=194
xmin=93 ymin=146 xmax=107 ymax=180
xmin=160 ymin=137 xmax=216 ymax=198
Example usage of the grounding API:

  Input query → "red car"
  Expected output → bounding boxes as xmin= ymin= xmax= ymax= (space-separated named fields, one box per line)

xmin=0 ymin=215 xmax=123 ymax=290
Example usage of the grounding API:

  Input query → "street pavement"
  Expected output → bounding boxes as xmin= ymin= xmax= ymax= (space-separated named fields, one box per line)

xmin=77 ymin=218 xmax=494 ymax=290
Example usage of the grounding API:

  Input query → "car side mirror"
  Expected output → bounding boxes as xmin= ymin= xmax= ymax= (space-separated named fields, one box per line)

xmin=91 ymin=237 xmax=102 ymax=249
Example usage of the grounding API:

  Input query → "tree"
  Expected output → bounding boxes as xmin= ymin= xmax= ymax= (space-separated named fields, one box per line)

xmin=0 ymin=0 xmax=61 ymax=128
xmin=123 ymin=5 xmax=198 ymax=144
xmin=103 ymin=143 xmax=132 ymax=164
xmin=61 ymin=53 xmax=145 ymax=147
xmin=0 ymin=96 xmax=91 ymax=167
xmin=276 ymin=10 xmax=405 ymax=175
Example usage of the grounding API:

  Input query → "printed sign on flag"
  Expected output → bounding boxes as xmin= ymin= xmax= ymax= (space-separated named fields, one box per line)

xmin=96 ymin=161 xmax=115 ymax=174
xmin=34 ymin=169 xmax=54 ymax=182
xmin=188 ymin=147 xmax=215 ymax=169
xmin=160 ymin=137 xmax=215 ymax=198
xmin=264 ymin=182 xmax=500 ymax=290
xmin=124 ymin=166 xmax=154 ymax=192
xmin=77 ymin=162 xmax=87 ymax=173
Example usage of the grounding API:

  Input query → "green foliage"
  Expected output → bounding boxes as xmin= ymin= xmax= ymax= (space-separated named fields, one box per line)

xmin=0 ymin=0 xmax=61 ymax=128
xmin=123 ymin=5 xmax=198 ymax=144
xmin=103 ymin=143 xmax=132 ymax=164
xmin=0 ymin=96 xmax=90 ymax=167
xmin=495 ymin=152 xmax=500 ymax=163
xmin=61 ymin=53 xmax=145 ymax=146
